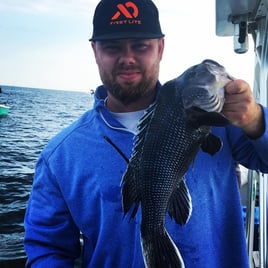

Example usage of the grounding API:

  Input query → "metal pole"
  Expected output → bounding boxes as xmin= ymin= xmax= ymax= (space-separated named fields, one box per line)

xmin=246 ymin=170 xmax=257 ymax=267
xmin=252 ymin=11 xmax=268 ymax=268
xmin=259 ymin=174 xmax=267 ymax=268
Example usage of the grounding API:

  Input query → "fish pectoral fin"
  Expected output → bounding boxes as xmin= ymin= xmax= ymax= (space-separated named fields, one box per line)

xmin=167 ymin=178 xmax=192 ymax=225
xmin=187 ymin=107 xmax=230 ymax=128
xmin=121 ymin=163 xmax=141 ymax=219
xmin=201 ymin=133 xmax=223 ymax=155
xmin=199 ymin=111 xmax=230 ymax=127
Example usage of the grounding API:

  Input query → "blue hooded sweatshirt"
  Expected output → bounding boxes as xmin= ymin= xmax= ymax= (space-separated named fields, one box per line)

xmin=24 ymin=84 xmax=268 ymax=268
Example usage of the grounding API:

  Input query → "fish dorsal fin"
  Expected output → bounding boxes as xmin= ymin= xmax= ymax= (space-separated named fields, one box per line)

xmin=121 ymin=160 xmax=141 ymax=218
xmin=121 ymin=102 xmax=157 ymax=217
xmin=137 ymin=102 xmax=157 ymax=133
xmin=201 ymin=133 xmax=223 ymax=155
xmin=167 ymin=178 xmax=192 ymax=225
xmin=133 ymin=102 xmax=157 ymax=158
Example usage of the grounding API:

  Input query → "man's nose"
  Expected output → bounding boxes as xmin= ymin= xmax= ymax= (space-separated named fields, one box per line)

xmin=118 ymin=46 xmax=136 ymax=65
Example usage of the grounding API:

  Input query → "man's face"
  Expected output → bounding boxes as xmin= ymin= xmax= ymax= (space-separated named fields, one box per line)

xmin=92 ymin=38 xmax=164 ymax=106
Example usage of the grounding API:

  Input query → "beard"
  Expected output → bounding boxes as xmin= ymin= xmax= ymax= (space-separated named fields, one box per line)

xmin=100 ymin=65 xmax=159 ymax=105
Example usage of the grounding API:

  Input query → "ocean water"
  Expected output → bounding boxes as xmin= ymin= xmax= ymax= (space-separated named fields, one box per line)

xmin=0 ymin=85 xmax=93 ymax=265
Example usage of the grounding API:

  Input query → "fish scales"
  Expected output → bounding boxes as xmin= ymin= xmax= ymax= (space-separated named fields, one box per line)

xmin=139 ymin=83 xmax=201 ymax=227
xmin=121 ymin=59 xmax=232 ymax=268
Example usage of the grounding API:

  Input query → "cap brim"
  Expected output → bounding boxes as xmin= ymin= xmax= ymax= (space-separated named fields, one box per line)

xmin=89 ymin=32 xmax=164 ymax=41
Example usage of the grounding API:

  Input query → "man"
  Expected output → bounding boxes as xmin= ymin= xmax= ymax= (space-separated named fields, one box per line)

xmin=24 ymin=0 xmax=268 ymax=267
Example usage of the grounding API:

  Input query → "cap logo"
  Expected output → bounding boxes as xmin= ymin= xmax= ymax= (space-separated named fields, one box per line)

xmin=111 ymin=2 xmax=139 ymax=20
xmin=110 ymin=1 xmax=141 ymax=26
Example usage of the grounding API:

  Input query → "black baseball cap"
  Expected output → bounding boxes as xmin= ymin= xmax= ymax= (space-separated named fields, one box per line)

xmin=89 ymin=0 xmax=165 ymax=41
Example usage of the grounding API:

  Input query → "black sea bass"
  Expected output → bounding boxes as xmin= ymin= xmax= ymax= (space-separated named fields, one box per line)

xmin=121 ymin=60 xmax=232 ymax=268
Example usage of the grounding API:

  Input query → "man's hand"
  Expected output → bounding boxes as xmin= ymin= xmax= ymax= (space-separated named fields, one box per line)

xmin=222 ymin=79 xmax=265 ymax=138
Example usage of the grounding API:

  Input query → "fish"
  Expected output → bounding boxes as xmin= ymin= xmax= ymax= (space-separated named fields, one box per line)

xmin=121 ymin=59 xmax=232 ymax=268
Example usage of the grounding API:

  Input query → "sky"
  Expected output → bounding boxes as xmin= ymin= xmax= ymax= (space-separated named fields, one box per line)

xmin=0 ymin=0 xmax=255 ymax=92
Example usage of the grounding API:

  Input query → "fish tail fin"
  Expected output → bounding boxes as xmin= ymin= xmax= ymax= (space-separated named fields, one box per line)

xmin=141 ymin=228 xmax=185 ymax=268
